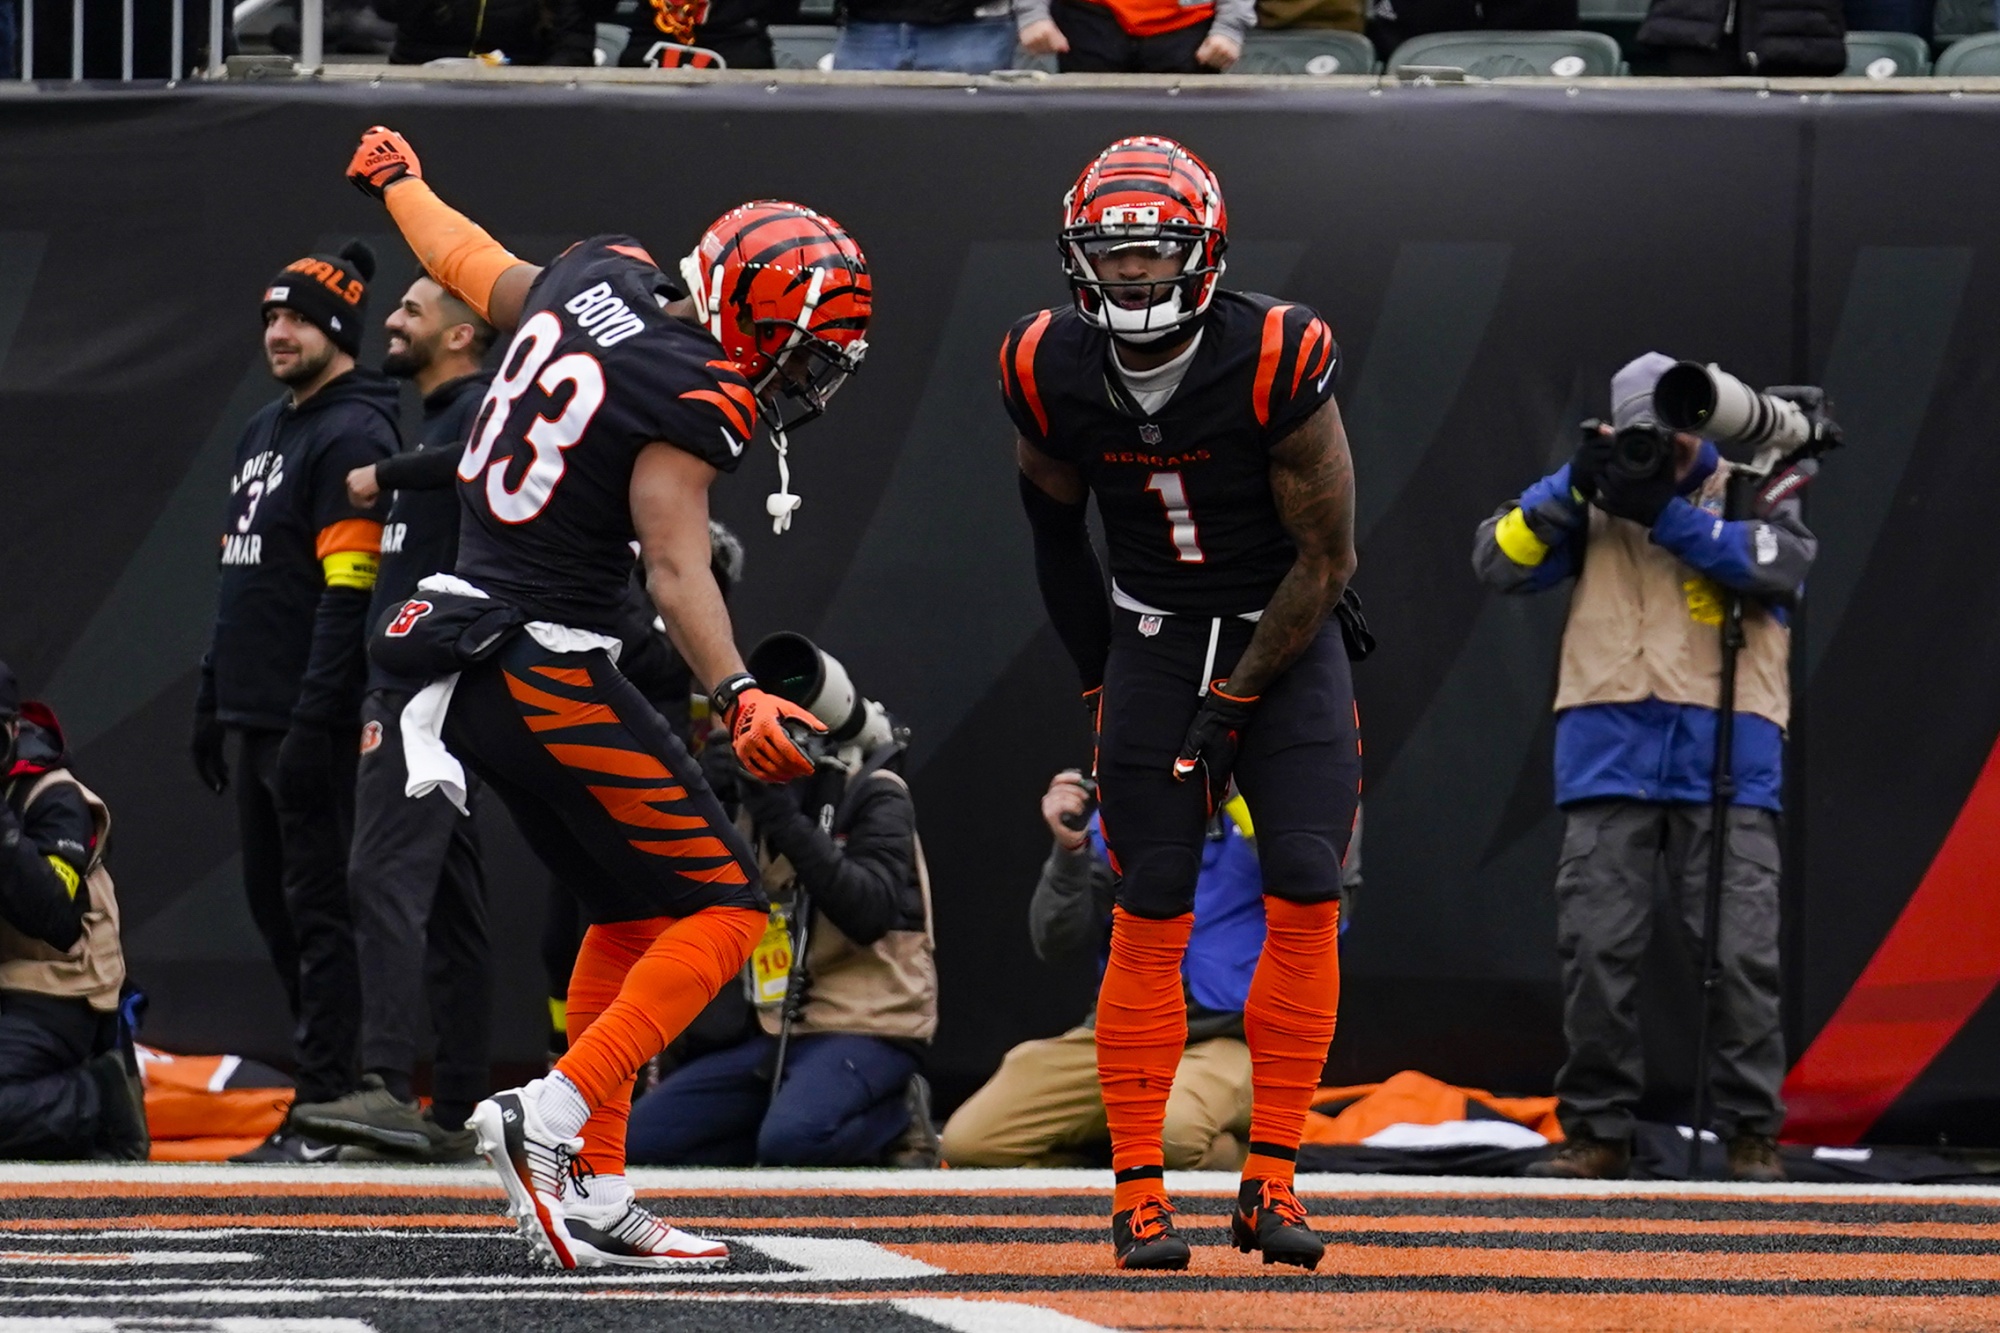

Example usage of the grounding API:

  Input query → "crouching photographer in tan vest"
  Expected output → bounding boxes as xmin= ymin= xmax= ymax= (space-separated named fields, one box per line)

xmin=1473 ymin=353 xmax=1834 ymax=1182
xmin=0 ymin=660 xmax=147 ymax=1160
xmin=625 ymin=635 xmax=939 ymax=1167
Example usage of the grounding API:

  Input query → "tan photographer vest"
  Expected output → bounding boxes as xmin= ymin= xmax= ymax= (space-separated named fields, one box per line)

xmin=753 ymin=768 xmax=938 ymax=1045
xmin=1554 ymin=460 xmax=1791 ymax=729
xmin=0 ymin=769 xmax=126 ymax=1013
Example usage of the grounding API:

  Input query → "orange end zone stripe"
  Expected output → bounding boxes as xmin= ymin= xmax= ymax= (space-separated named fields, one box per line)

xmin=1251 ymin=303 xmax=1293 ymax=428
xmin=1783 ymin=730 xmax=2000 ymax=1143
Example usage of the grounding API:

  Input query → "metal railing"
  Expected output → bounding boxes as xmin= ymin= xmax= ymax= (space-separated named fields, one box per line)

xmin=14 ymin=0 xmax=321 ymax=81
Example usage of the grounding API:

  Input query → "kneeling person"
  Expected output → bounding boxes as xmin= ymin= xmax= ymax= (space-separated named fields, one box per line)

xmin=627 ymin=637 xmax=937 ymax=1167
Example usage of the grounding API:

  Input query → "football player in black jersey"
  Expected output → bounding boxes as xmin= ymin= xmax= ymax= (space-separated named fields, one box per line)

xmin=347 ymin=127 xmax=870 ymax=1270
xmin=1003 ymin=137 xmax=1360 ymax=1272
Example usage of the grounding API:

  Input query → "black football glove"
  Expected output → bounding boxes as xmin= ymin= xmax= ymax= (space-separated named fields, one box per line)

xmin=191 ymin=711 xmax=229 ymax=795
xmin=1172 ymin=685 xmax=1257 ymax=815
xmin=274 ymin=723 xmax=336 ymax=809
xmin=1568 ymin=426 xmax=1617 ymax=502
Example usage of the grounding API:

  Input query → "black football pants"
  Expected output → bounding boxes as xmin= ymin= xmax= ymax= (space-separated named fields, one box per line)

xmin=233 ymin=726 xmax=361 ymax=1105
xmin=443 ymin=633 xmax=762 ymax=926
xmin=1097 ymin=607 xmax=1361 ymax=919
xmin=350 ymin=689 xmax=492 ymax=1114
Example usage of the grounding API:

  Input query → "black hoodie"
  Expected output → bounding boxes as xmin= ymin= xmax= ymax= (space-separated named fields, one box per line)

xmin=198 ymin=369 xmax=400 ymax=732
xmin=0 ymin=706 xmax=93 ymax=952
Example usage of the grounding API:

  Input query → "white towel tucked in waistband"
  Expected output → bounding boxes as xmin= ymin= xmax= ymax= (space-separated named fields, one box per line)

xmin=399 ymin=573 xmax=627 ymax=815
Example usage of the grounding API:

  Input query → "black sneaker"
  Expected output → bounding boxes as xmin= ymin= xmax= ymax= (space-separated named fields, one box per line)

xmin=1111 ymin=1196 xmax=1191 ymax=1270
xmin=1232 ymin=1177 xmax=1325 ymax=1271
xmin=229 ymin=1126 xmax=343 ymax=1164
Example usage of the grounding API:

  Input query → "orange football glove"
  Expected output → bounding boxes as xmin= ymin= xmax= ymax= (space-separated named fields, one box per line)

xmin=348 ymin=126 xmax=422 ymax=201
xmin=730 ymin=687 xmax=826 ymax=784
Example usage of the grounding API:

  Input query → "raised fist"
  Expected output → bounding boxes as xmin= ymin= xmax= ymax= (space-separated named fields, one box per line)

xmin=348 ymin=125 xmax=422 ymax=201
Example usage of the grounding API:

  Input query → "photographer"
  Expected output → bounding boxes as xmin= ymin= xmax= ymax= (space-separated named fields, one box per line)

xmin=939 ymin=770 xmax=1273 ymax=1171
xmin=0 ymin=662 xmax=147 ymax=1162
xmin=1471 ymin=352 xmax=1820 ymax=1182
xmin=624 ymin=637 xmax=937 ymax=1168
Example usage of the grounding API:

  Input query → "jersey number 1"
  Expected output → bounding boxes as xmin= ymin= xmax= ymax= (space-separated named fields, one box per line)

xmin=459 ymin=310 xmax=607 ymax=524
xmin=1146 ymin=471 xmax=1205 ymax=564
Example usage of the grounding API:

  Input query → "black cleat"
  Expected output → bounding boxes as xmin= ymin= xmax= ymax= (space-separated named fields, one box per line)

xmin=1111 ymin=1196 xmax=1191 ymax=1270
xmin=1232 ymin=1177 xmax=1325 ymax=1271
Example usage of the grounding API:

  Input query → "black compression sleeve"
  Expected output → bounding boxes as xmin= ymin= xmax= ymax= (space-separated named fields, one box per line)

xmin=292 ymin=585 xmax=373 ymax=726
xmin=375 ymin=443 xmax=465 ymax=492
xmin=1018 ymin=473 xmax=1111 ymax=693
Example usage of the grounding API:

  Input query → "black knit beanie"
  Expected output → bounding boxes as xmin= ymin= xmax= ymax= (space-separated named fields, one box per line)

xmin=261 ymin=240 xmax=377 ymax=356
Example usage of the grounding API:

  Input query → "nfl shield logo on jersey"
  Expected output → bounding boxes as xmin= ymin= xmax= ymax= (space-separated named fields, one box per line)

xmin=360 ymin=720 xmax=383 ymax=755
xmin=1138 ymin=615 xmax=1164 ymax=637
xmin=1139 ymin=423 xmax=1163 ymax=445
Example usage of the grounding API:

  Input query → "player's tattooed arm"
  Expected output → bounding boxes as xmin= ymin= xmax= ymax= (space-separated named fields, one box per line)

xmin=631 ymin=441 xmax=751 ymax=694
xmin=1225 ymin=397 xmax=1358 ymax=698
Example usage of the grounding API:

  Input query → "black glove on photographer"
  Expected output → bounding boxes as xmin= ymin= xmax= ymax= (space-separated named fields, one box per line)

xmin=191 ymin=712 xmax=230 ymax=795
xmin=739 ymin=772 xmax=802 ymax=829
xmin=1596 ymin=464 xmax=1678 ymax=528
xmin=1569 ymin=429 xmax=1617 ymax=502
xmin=274 ymin=724 xmax=337 ymax=809
xmin=1173 ymin=686 xmax=1257 ymax=815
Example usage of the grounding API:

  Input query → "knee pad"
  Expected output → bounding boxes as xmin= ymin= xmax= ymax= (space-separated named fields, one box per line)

xmin=1115 ymin=845 xmax=1202 ymax=919
xmin=1258 ymin=831 xmax=1347 ymax=905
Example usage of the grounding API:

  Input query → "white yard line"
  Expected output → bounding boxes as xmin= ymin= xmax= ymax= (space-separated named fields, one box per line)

xmin=3 ymin=1162 xmax=2000 ymax=1203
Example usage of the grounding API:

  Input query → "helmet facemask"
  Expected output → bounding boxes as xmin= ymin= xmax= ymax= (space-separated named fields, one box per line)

xmin=1063 ymin=210 xmax=1226 ymax=345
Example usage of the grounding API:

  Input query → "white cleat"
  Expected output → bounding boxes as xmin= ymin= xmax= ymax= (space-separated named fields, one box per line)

xmin=562 ymin=1188 xmax=729 ymax=1269
xmin=469 ymin=1081 xmax=585 ymax=1271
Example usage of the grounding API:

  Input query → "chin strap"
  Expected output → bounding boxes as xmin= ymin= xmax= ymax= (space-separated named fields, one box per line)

xmin=766 ymin=420 xmax=801 ymax=535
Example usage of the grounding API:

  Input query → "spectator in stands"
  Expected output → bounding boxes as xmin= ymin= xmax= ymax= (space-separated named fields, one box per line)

xmin=190 ymin=241 xmax=397 ymax=1163
xmin=1633 ymin=0 xmax=1845 ymax=72
xmin=616 ymin=0 xmax=779 ymax=68
xmin=1254 ymin=0 xmax=1363 ymax=39
xmin=373 ymin=0 xmax=597 ymax=64
xmin=286 ymin=279 xmax=496 ymax=1165
xmin=942 ymin=771 xmax=1273 ymax=1170
xmin=1019 ymin=0 xmax=1248 ymax=71
xmin=0 ymin=662 xmax=147 ymax=1163
xmin=1364 ymin=0 xmax=1575 ymax=68
xmin=625 ymin=645 xmax=937 ymax=1167
xmin=832 ymin=0 xmax=1020 ymax=72
xmin=1472 ymin=353 xmax=1821 ymax=1182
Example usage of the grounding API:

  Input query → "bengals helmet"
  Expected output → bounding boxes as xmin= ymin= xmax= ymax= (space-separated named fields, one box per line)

xmin=1060 ymin=136 xmax=1228 ymax=345
xmin=680 ymin=201 xmax=871 ymax=433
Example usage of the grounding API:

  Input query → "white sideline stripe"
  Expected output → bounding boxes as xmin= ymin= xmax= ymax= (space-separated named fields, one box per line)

xmin=0 ymin=1252 xmax=259 ymax=1265
xmin=0 ymin=1321 xmax=371 ymax=1331
xmin=0 ymin=1293 xmax=321 ymax=1307
xmin=896 ymin=1298 xmax=1116 ymax=1333
xmin=2 ymin=1161 xmax=1999 ymax=1202
xmin=0 ymin=1232 xmax=506 ymax=1243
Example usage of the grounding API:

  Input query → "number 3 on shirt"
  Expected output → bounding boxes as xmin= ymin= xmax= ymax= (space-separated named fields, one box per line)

xmin=1146 ymin=471 xmax=1206 ymax=564
xmin=459 ymin=310 xmax=607 ymax=524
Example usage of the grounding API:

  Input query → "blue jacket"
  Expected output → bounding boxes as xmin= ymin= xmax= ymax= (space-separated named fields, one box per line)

xmin=1473 ymin=444 xmax=1816 ymax=812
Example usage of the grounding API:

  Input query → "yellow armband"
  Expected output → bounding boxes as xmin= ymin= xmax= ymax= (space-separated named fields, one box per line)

xmin=1493 ymin=507 xmax=1551 ymax=567
xmin=45 ymin=854 xmax=80 ymax=899
xmin=317 ymin=518 xmax=383 ymax=589
xmin=323 ymin=551 xmax=379 ymax=590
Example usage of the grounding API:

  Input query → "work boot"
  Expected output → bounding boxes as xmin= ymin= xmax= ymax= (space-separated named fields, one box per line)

xmin=329 ymin=1109 xmax=479 ymax=1164
xmin=1727 ymin=1132 xmax=1787 ymax=1183
xmin=1525 ymin=1132 xmax=1631 ymax=1180
xmin=86 ymin=1050 xmax=150 ymax=1162
xmin=885 ymin=1074 xmax=942 ymax=1169
xmin=291 ymin=1074 xmax=447 ymax=1157
xmin=1232 ymin=1176 xmax=1325 ymax=1270
xmin=1110 ymin=1195 xmax=1191 ymax=1270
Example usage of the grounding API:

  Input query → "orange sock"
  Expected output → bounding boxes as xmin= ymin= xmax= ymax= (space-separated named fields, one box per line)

xmin=1242 ymin=897 xmax=1342 ymax=1187
xmin=556 ymin=906 xmax=764 ymax=1176
xmin=1096 ymin=907 xmax=1192 ymax=1213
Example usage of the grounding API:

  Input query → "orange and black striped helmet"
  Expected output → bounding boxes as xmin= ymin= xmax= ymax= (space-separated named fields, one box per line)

xmin=1060 ymin=136 xmax=1227 ymax=345
xmin=680 ymin=201 xmax=870 ymax=432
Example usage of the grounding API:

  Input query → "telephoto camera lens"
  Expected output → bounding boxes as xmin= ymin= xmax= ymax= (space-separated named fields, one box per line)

xmin=1653 ymin=361 xmax=1812 ymax=451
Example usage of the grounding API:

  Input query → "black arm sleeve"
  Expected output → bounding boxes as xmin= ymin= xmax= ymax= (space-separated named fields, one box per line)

xmin=1019 ymin=473 xmax=1112 ymax=693
xmin=374 ymin=443 xmax=465 ymax=492
xmin=0 ymin=803 xmax=86 ymax=951
xmin=291 ymin=585 xmax=374 ymax=726
xmin=759 ymin=779 xmax=919 ymax=948
xmin=195 ymin=652 xmax=218 ymax=715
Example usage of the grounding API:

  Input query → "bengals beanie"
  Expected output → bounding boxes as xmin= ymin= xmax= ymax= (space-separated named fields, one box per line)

xmin=261 ymin=239 xmax=377 ymax=357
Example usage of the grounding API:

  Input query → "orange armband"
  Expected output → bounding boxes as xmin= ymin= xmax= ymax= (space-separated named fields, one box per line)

xmin=383 ymin=179 xmax=521 ymax=324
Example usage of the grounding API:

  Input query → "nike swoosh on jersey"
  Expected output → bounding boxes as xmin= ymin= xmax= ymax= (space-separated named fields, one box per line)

xmin=721 ymin=426 xmax=743 ymax=458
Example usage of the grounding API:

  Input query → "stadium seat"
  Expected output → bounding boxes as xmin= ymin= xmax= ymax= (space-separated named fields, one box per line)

xmin=1013 ymin=48 xmax=1060 ymax=72
xmin=1577 ymin=0 xmax=1649 ymax=21
xmin=1934 ymin=0 xmax=1996 ymax=40
xmin=1843 ymin=30 xmax=1932 ymax=75
xmin=1231 ymin=29 xmax=1381 ymax=74
xmin=1935 ymin=30 xmax=2000 ymax=72
xmin=1386 ymin=29 xmax=1626 ymax=77
xmin=769 ymin=25 xmax=839 ymax=70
